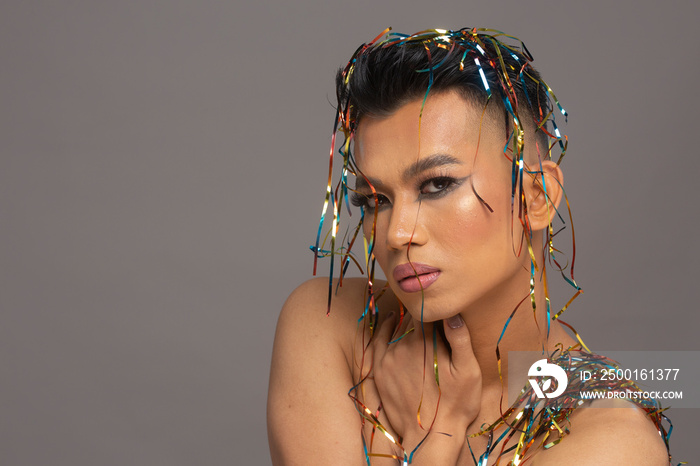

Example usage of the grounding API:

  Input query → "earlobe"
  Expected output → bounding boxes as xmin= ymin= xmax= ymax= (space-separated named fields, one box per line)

xmin=526 ymin=160 xmax=564 ymax=232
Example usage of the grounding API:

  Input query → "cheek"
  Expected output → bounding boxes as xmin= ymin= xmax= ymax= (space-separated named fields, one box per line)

xmin=448 ymin=196 xmax=481 ymax=240
xmin=361 ymin=214 xmax=388 ymax=259
xmin=438 ymin=184 xmax=514 ymax=261
xmin=443 ymin=192 xmax=502 ymax=244
xmin=362 ymin=214 xmax=380 ymax=243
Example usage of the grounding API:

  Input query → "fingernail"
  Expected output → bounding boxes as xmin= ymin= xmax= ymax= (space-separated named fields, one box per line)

xmin=446 ymin=315 xmax=464 ymax=329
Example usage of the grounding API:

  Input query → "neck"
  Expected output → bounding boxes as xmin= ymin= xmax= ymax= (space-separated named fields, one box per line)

xmin=459 ymin=275 xmax=578 ymax=393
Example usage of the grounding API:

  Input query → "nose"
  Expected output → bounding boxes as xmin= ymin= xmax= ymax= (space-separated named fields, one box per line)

xmin=385 ymin=198 xmax=427 ymax=251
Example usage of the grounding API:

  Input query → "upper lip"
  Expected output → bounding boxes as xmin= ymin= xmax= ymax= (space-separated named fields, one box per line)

xmin=392 ymin=262 xmax=441 ymax=282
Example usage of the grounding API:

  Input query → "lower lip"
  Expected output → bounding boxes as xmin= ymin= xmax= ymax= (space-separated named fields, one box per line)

xmin=397 ymin=271 xmax=441 ymax=293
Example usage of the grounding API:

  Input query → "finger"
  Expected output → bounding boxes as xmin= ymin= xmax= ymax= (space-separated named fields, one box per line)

xmin=404 ymin=316 xmax=433 ymax=341
xmin=394 ymin=311 xmax=416 ymax=338
xmin=383 ymin=311 xmax=417 ymax=349
xmin=399 ymin=321 xmax=446 ymax=381
xmin=372 ymin=311 xmax=401 ymax=371
xmin=432 ymin=324 xmax=452 ymax=369
xmin=442 ymin=315 xmax=479 ymax=374
xmin=373 ymin=310 xmax=397 ymax=347
xmin=401 ymin=319 xmax=435 ymax=358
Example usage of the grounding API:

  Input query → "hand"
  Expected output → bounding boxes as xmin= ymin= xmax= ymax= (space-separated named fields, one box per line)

xmin=371 ymin=312 xmax=482 ymax=459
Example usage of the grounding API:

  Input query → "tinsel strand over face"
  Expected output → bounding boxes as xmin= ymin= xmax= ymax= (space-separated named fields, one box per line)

xmin=312 ymin=27 xmax=575 ymax=329
xmin=309 ymin=28 xmax=675 ymax=465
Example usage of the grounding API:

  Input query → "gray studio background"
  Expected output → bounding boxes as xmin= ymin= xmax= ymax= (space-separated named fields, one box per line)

xmin=2 ymin=1 xmax=698 ymax=465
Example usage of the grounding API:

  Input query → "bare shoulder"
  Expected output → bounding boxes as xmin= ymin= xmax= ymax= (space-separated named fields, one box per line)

xmin=531 ymin=399 xmax=669 ymax=465
xmin=278 ymin=277 xmax=372 ymax=333
xmin=268 ymin=277 xmax=395 ymax=465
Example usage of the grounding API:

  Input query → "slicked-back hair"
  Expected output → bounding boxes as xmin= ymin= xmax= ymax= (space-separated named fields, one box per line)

xmin=336 ymin=29 xmax=557 ymax=154
xmin=314 ymin=29 xmax=574 ymax=325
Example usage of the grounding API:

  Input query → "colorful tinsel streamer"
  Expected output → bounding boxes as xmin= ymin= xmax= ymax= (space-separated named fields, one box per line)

xmin=311 ymin=27 xmax=678 ymax=465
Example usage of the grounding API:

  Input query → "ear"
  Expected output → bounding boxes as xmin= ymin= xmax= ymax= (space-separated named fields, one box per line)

xmin=524 ymin=160 xmax=564 ymax=232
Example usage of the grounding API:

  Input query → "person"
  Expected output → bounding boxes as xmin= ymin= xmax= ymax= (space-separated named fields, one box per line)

xmin=267 ymin=28 xmax=674 ymax=465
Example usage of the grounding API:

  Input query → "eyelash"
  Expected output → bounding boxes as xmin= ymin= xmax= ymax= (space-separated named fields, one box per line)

xmin=418 ymin=176 xmax=459 ymax=198
xmin=350 ymin=175 xmax=462 ymax=211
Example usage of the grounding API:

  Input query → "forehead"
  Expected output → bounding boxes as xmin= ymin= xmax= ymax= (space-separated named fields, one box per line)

xmin=354 ymin=90 xmax=504 ymax=170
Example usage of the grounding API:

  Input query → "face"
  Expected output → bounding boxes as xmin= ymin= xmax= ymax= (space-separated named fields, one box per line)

xmin=353 ymin=90 xmax=535 ymax=322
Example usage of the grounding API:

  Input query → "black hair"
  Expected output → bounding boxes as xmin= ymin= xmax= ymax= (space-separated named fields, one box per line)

xmin=335 ymin=29 xmax=557 ymax=153
xmin=314 ymin=29 xmax=572 ymax=307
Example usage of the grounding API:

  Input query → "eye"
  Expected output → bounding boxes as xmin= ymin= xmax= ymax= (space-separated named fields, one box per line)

xmin=419 ymin=177 xmax=456 ymax=196
xmin=365 ymin=194 xmax=389 ymax=210
xmin=351 ymin=192 xmax=390 ymax=211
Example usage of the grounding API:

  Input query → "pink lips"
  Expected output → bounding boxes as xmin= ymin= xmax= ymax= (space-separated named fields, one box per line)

xmin=393 ymin=263 xmax=441 ymax=293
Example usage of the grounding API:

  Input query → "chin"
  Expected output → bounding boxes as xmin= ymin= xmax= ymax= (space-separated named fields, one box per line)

xmin=402 ymin=300 xmax=452 ymax=323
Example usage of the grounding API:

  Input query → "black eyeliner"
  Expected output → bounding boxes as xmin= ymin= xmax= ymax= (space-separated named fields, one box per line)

xmin=417 ymin=174 xmax=470 ymax=200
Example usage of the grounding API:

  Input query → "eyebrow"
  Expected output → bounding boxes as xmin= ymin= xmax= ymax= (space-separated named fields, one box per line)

xmin=355 ymin=153 xmax=463 ymax=190
xmin=402 ymin=153 xmax=463 ymax=180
